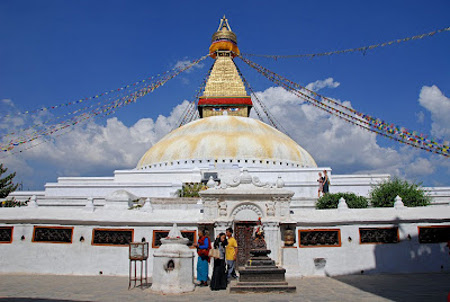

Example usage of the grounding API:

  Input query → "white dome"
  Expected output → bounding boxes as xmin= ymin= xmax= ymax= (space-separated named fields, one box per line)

xmin=137 ymin=116 xmax=316 ymax=169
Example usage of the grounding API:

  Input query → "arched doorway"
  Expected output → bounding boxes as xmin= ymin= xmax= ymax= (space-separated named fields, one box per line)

xmin=231 ymin=203 xmax=262 ymax=268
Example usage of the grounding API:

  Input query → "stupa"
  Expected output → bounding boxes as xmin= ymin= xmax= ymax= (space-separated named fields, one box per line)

xmin=137 ymin=15 xmax=317 ymax=172
xmin=1 ymin=16 xmax=448 ymax=280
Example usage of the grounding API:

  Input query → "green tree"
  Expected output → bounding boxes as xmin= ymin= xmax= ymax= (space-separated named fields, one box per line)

xmin=369 ymin=177 xmax=431 ymax=207
xmin=316 ymin=192 xmax=369 ymax=209
xmin=0 ymin=163 xmax=19 ymax=198
xmin=177 ymin=183 xmax=207 ymax=197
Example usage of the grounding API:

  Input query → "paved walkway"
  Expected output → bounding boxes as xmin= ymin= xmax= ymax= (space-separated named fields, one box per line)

xmin=0 ymin=273 xmax=449 ymax=302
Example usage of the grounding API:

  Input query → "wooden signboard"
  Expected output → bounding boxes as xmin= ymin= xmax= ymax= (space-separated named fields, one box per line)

xmin=129 ymin=242 xmax=149 ymax=260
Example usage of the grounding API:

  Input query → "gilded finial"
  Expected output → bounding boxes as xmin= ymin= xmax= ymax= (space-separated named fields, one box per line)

xmin=217 ymin=15 xmax=233 ymax=32
xmin=209 ymin=16 xmax=239 ymax=58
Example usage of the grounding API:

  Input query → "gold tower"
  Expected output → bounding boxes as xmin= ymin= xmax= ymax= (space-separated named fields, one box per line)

xmin=198 ymin=16 xmax=252 ymax=118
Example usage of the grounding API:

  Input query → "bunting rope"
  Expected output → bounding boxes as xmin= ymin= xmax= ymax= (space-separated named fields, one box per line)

xmin=0 ymin=124 xmax=74 ymax=159
xmin=1 ymin=86 xmax=139 ymax=139
xmin=0 ymin=65 xmax=185 ymax=119
xmin=242 ymin=26 xmax=450 ymax=60
xmin=238 ymin=55 xmax=449 ymax=157
xmin=235 ymin=61 xmax=289 ymax=136
xmin=174 ymin=61 xmax=214 ymax=129
xmin=1 ymin=55 xmax=210 ymax=154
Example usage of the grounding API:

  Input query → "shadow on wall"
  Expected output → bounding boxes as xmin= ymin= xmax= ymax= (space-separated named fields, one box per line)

xmin=332 ymin=225 xmax=450 ymax=302
xmin=367 ymin=224 xmax=449 ymax=274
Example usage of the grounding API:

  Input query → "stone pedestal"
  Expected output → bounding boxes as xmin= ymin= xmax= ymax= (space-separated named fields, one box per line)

xmin=230 ymin=248 xmax=296 ymax=293
xmin=150 ymin=224 xmax=195 ymax=294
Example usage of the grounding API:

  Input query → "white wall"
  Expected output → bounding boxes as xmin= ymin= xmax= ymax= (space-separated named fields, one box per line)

xmin=284 ymin=223 xmax=449 ymax=277
xmin=1 ymin=204 xmax=448 ymax=277
xmin=0 ymin=222 xmax=199 ymax=276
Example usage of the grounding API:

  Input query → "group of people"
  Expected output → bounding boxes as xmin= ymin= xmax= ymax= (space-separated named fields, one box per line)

xmin=317 ymin=170 xmax=330 ymax=197
xmin=193 ymin=228 xmax=238 ymax=290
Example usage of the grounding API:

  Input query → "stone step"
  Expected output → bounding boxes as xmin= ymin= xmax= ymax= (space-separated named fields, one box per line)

xmin=246 ymin=260 xmax=275 ymax=266
xmin=240 ymin=267 xmax=286 ymax=273
xmin=239 ymin=265 xmax=286 ymax=272
xmin=230 ymin=284 xmax=297 ymax=294
xmin=239 ymin=271 xmax=286 ymax=282
xmin=234 ymin=281 xmax=289 ymax=286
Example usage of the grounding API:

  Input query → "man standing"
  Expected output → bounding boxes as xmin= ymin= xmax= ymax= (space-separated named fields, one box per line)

xmin=322 ymin=170 xmax=330 ymax=194
xmin=225 ymin=227 xmax=238 ymax=281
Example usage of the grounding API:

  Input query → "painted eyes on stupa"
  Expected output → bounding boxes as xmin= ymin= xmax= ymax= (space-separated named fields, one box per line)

xmin=212 ymin=107 xmax=240 ymax=112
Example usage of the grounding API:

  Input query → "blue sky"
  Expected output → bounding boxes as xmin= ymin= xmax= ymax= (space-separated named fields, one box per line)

xmin=0 ymin=0 xmax=449 ymax=189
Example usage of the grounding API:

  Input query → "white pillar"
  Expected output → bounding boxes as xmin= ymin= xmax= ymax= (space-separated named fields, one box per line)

xmin=263 ymin=221 xmax=280 ymax=265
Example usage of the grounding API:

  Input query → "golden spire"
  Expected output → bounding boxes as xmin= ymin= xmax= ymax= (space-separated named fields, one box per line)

xmin=198 ymin=16 xmax=251 ymax=118
xmin=202 ymin=55 xmax=248 ymax=97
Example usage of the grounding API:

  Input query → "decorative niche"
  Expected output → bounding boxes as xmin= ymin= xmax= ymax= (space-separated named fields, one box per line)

xmin=152 ymin=230 xmax=196 ymax=248
xmin=0 ymin=226 xmax=13 ymax=243
xmin=32 ymin=226 xmax=73 ymax=244
xmin=92 ymin=228 xmax=134 ymax=246
xmin=298 ymin=229 xmax=341 ymax=248
xmin=418 ymin=225 xmax=450 ymax=243
xmin=359 ymin=227 xmax=399 ymax=244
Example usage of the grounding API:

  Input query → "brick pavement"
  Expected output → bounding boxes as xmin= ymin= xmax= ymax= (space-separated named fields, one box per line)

xmin=0 ymin=273 xmax=449 ymax=302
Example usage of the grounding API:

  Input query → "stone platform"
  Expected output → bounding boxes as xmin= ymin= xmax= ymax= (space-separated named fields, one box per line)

xmin=230 ymin=250 xmax=296 ymax=293
xmin=1 ymin=273 xmax=449 ymax=301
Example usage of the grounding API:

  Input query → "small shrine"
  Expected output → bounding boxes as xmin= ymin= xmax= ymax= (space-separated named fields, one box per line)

xmin=150 ymin=224 xmax=195 ymax=294
xmin=230 ymin=218 xmax=296 ymax=293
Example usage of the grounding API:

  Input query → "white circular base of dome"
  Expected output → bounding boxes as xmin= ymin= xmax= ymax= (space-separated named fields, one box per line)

xmin=138 ymin=157 xmax=312 ymax=171
xmin=137 ymin=116 xmax=317 ymax=170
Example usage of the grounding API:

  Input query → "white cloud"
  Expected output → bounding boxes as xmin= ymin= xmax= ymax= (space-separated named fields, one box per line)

xmin=250 ymin=83 xmax=446 ymax=185
xmin=415 ymin=111 xmax=425 ymax=124
xmin=0 ymin=99 xmax=21 ymax=129
xmin=404 ymin=157 xmax=435 ymax=177
xmin=305 ymin=78 xmax=340 ymax=91
xmin=418 ymin=85 xmax=450 ymax=140
xmin=174 ymin=58 xmax=204 ymax=73
xmin=1 ymin=100 xmax=192 ymax=188
xmin=1 ymin=98 xmax=14 ymax=106
xmin=252 ymin=86 xmax=401 ymax=171
xmin=1 ymin=82 xmax=447 ymax=189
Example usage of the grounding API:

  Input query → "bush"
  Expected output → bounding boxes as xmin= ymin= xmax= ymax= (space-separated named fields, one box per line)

xmin=177 ymin=183 xmax=207 ymax=197
xmin=369 ymin=177 xmax=431 ymax=207
xmin=0 ymin=198 xmax=28 ymax=207
xmin=316 ymin=192 xmax=369 ymax=209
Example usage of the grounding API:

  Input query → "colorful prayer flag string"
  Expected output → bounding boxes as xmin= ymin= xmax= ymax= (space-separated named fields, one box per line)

xmin=1 ymin=55 xmax=210 ymax=155
xmin=0 ymin=56 xmax=207 ymax=119
xmin=238 ymin=55 xmax=449 ymax=157
xmin=242 ymin=26 xmax=450 ymax=60
xmin=174 ymin=61 xmax=215 ymax=129
xmin=235 ymin=61 xmax=289 ymax=136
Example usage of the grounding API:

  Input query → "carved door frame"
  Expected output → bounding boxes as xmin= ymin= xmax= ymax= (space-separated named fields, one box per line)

xmin=234 ymin=221 xmax=257 ymax=269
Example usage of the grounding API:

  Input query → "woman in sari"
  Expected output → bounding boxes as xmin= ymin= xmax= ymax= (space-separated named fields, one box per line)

xmin=210 ymin=232 xmax=228 ymax=290
xmin=194 ymin=229 xmax=210 ymax=286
